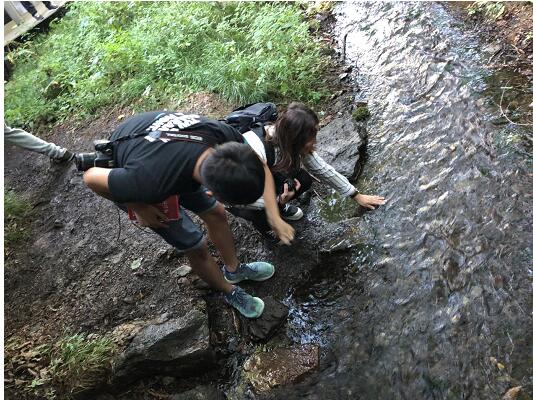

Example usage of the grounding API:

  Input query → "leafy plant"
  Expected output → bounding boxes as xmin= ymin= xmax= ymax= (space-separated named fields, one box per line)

xmin=5 ymin=2 xmax=331 ymax=128
xmin=467 ymin=1 xmax=506 ymax=20
xmin=4 ymin=190 xmax=31 ymax=248
xmin=45 ymin=334 xmax=115 ymax=395
xmin=352 ymin=106 xmax=370 ymax=121
xmin=5 ymin=334 xmax=116 ymax=399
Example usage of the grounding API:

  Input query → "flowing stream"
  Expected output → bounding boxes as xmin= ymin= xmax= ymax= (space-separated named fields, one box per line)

xmin=281 ymin=2 xmax=532 ymax=399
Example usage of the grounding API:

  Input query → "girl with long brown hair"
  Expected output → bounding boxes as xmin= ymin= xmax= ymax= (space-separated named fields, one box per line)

xmin=229 ymin=102 xmax=386 ymax=243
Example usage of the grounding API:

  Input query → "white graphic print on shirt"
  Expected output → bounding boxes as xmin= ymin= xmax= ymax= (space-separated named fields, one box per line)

xmin=147 ymin=113 xmax=202 ymax=132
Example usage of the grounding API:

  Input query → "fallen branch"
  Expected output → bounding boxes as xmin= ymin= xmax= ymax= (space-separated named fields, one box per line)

xmin=499 ymin=87 xmax=533 ymax=126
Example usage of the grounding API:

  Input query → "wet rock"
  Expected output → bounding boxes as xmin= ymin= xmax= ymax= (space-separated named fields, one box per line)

xmin=493 ymin=274 xmax=505 ymax=289
xmin=316 ymin=117 xmax=365 ymax=177
xmin=170 ymin=385 xmax=224 ymax=400
xmin=112 ymin=304 xmax=215 ymax=385
xmin=53 ymin=220 xmax=64 ymax=229
xmin=162 ymin=376 xmax=176 ymax=385
xmin=177 ymin=277 xmax=189 ymax=285
xmin=243 ymin=344 xmax=320 ymax=393
xmin=503 ymin=386 xmax=522 ymax=400
xmin=247 ymin=297 xmax=289 ymax=341
xmin=484 ymin=42 xmax=502 ymax=55
xmin=176 ymin=266 xmax=192 ymax=277
xmin=339 ymin=72 xmax=349 ymax=80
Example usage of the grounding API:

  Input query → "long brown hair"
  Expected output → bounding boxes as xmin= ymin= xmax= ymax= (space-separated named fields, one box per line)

xmin=270 ymin=102 xmax=319 ymax=175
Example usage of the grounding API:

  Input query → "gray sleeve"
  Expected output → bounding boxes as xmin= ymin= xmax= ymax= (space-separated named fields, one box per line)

xmin=302 ymin=151 xmax=357 ymax=197
xmin=4 ymin=124 xmax=66 ymax=158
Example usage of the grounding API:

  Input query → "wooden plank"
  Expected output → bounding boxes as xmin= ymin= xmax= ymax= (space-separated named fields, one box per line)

xmin=4 ymin=1 xmax=67 ymax=46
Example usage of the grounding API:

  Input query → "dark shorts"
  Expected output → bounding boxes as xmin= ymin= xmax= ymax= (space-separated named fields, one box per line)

xmin=117 ymin=187 xmax=217 ymax=252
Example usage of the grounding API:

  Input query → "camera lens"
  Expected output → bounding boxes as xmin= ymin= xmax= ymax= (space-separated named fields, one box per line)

xmin=75 ymin=152 xmax=97 ymax=171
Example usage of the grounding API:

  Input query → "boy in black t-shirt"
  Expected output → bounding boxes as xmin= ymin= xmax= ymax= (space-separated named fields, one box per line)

xmin=83 ymin=111 xmax=294 ymax=318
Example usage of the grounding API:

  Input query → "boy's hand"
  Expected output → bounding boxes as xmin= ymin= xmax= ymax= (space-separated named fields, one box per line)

xmin=353 ymin=193 xmax=387 ymax=210
xmin=129 ymin=203 xmax=169 ymax=228
xmin=270 ymin=218 xmax=295 ymax=245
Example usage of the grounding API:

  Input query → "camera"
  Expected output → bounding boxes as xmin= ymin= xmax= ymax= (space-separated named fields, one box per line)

xmin=75 ymin=140 xmax=115 ymax=171
xmin=284 ymin=178 xmax=297 ymax=192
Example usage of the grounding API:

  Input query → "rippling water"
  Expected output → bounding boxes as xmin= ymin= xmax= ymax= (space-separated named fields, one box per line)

xmin=280 ymin=2 xmax=532 ymax=399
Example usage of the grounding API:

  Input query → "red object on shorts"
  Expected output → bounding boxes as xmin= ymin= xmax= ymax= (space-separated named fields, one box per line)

xmin=128 ymin=195 xmax=180 ymax=221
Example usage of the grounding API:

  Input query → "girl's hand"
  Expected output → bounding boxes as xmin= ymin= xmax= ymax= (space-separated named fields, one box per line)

xmin=353 ymin=193 xmax=387 ymax=210
xmin=279 ymin=179 xmax=301 ymax=205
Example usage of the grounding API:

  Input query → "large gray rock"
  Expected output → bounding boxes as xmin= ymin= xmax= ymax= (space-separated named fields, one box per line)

xmin=315 ymin=117 xmax=366 ymax=178
xmin=112 ymin=305 xmax=215 ymax=385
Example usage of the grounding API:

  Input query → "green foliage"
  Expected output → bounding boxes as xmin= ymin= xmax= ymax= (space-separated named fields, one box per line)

xmin=45 ymin=334 xmax=115 ymax=396
xmin=352 ymin=106 xmax=370 ymax=121
xmin=5 ymin=2 xmax=330 ymax=127
xmin=467 ymin=1 xmax=506 ymax=20
xmin=5 ymin=189 xmax=27 ymax=219
xmin=5 ymin=334 xmax=116 ymax=399
xmin=4 ymin=190 xmax=31 ymax=247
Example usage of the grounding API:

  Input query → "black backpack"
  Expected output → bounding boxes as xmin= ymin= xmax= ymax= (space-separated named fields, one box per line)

xmin=223 ymin=102 xmax=278 ymax=133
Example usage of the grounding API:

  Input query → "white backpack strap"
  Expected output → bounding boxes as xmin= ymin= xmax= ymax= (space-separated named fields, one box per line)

xmin=242 ymin=130 xmax=267 ymax=163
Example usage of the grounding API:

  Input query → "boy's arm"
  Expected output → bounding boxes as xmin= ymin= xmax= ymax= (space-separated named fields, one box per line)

xmin=83 ymin=167 xmax=168 ymax=228
xmin=262 ymin=163 xmax=294 ymax=245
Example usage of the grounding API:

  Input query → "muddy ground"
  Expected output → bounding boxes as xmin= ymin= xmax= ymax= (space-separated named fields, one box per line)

xmin=4 ymin=4 xmax=531 ymax=399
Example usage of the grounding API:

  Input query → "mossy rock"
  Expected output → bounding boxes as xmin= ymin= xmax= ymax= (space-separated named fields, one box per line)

xmin=352 ymin=106 xmax=370 ymax=121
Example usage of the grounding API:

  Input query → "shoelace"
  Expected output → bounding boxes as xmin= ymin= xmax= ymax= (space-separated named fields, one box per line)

xmin=230 ymin=288 xmax=247 ymax=307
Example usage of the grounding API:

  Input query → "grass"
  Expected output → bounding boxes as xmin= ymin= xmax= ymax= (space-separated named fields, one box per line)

xmin=5 ymin=2 xmax=331 ymax=129
xmin=5 ymin=334 xmax=116 ymax=399
xmin=467 ymin=1 xmax=506 ymax=20
xmin=352 ymin=106 xmax=371 ymax=121
xmin=45 ymin=334 xmax=115 ymax=396
xmin=4 ymin=189 xmax=31 ymax=249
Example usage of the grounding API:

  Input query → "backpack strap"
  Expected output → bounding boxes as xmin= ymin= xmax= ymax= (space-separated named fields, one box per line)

xmin=249 ymin=123 xmax=275 ymax=167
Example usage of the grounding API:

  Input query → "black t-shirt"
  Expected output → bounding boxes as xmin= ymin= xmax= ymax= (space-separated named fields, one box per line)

xmin=108 ymin=111 xmax=243 ymax=204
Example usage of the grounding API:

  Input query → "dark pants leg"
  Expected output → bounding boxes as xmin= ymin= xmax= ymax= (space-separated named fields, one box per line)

xmin=21 ymin=1 xmax=39 ymax=16
xmin=228 ymin=207 xmax=270 ymax=234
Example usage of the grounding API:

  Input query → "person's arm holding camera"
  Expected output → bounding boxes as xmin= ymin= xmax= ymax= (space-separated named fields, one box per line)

xmin=83 ymin=167 xmax=169 ymax=228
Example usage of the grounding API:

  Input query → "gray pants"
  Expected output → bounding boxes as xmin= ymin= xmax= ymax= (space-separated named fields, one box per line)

xmin=4 ymin=124 xmax=66 ymax=159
